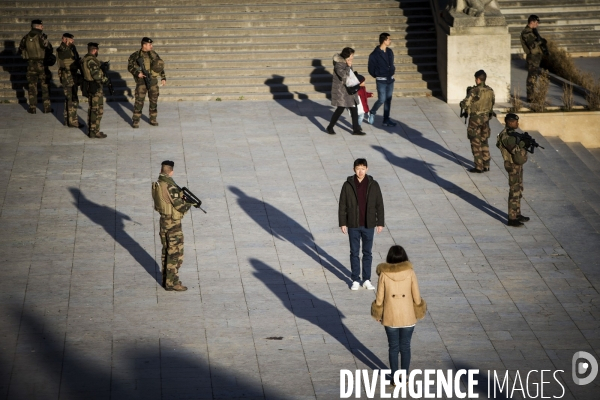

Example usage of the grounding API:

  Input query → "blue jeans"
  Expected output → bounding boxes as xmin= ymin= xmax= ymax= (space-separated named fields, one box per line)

xmin=385 ymin=326 xmax=415 ymax=378
xmin=348 ymin=227 xmax=374 ymax=282
xmin=370 ymin=80 xmax=394 ymax=122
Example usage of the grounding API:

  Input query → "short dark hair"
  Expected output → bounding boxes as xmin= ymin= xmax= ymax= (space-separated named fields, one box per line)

xmin=386 ymin=245 xmax=409 ymax=264
xmin=475 ymin=69 xmax=487 ymax=82
xmin=340 ymin=47 xmax=355 ymax=60
xmin=379 ymin=32 xmax=390 ymax=45
xmin=527 ymin=15 xmax=540 ymax=24
xmin=353 ymin=158 xmax=368 ymax=169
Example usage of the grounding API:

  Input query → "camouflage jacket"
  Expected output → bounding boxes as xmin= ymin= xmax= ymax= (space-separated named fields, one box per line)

xmin=82 ymin=53 xmax=108 ymax=84
xmin=460 ymin=83 xmax=495 ymax=115
xmin=56 ymin=42 xmax=81 ymax=73
xmin=158 ymin=174 xmax=192 ymax=215
xmin=18 ymin=28 xmax=51 ymax=60
xmin=127 ymin=49 xmax=166 ymax=84
xmin=520 ymin=26 xmax=544 ymax=55
xmin=498 ymin=127 xmax=526 ymax=153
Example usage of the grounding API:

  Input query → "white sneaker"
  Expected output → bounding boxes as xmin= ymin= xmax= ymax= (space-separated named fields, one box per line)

xmin=363 ymin=280 xmax=375 ymax=290
xmin=351 ymin=281 xmax=361 ymax=290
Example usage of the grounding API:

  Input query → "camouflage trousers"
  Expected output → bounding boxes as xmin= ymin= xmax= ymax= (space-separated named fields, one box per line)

xmin=26 ymin=60 xmax=50 ymax=110
xmin=133 ymin=83 xmax=159 ymax=123
xmin=159 ymin=216 xmax=184 ymax=288
xmin=526 ymin=53 xmax=543 ymax=100
xmin=504 ymin=160 xmax=524 ymax=220
xmin=467 ymin=114 xmax=491 ymax=170
xmin=87 ymin=88 xmax=104 ymax=137
xmin=59 ymin=69 xmax=79 ymax=126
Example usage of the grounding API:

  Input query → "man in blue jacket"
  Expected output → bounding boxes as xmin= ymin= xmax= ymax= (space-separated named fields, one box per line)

xmin=368 ymin=33 xmax=396 ymax=127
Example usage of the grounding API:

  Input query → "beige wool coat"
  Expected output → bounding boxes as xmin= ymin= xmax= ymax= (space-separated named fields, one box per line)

xmin=372 ymin=261 xmax=424 ymax=327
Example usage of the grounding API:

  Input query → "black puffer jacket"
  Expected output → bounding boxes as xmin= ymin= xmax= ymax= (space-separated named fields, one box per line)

xmin=338 ymin=175 xmax=385 ymax=228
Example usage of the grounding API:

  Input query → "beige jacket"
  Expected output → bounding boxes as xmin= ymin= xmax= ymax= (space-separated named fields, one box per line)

xmin=372 ymin=261 xmax=422 ymax=327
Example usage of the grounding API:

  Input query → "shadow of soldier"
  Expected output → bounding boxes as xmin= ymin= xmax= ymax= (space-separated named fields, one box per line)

xmin=0 ymin=40 xmax=28 ymax=110
xmin=249 ymin=258 xmax=387 ymax=371
xmin=103 ymin=69 xmax=149 ymax=125
xmin=228 ymin=186 xmax=350 ymax=284
xmin=371 ymin=145 xmax=506 ymax=223
xmin=3 ymin=306 xmax=269 ymax=399
xmin=68 ymin=187 xmax=161 ymax=285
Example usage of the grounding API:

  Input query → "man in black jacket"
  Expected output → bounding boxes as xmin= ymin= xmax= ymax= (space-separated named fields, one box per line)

xmin=339 ymin=158 xmax=385 ymax=290
xmin=368 ymin=33 xmax=396 ymax=127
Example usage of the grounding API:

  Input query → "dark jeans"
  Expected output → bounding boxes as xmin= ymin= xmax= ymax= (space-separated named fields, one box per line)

xmin=328 ymin=105 xmax=360 ymax=133
xmin=370 ymin=80 xmax=394 ymax=122
xmin=385 ymin=326 xmax=415 ymax=378
xmin=348 ymin=226 xmax=374 ymax=282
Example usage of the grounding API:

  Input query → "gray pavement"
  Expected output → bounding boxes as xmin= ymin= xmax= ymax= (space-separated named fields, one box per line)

xmin=0 ymin=98 xmax=599 ymax=399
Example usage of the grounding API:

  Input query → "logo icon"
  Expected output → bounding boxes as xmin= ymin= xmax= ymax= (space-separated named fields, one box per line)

xmin=572 ymin=351 xmax=598 ymax=385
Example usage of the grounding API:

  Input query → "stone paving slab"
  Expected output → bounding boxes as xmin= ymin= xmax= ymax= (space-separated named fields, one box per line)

xmin=0 ymin=98 xmax=599 ymax=399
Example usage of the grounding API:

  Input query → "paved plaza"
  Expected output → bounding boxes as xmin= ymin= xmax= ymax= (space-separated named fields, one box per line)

xmin=0 ymin=98 xmax=599 ymax=399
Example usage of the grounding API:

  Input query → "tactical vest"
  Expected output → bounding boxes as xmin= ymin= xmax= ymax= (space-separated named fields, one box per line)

xmin=470 ymin=86 xmax=494 ymax=115
xmin=82 ymin=54 xmax=99 ymax=81
xmin=24 ymin=32 xmax=45 ymax=60
xmin=520 ymin=27 xmax=542 ymax=55
xmin=497 ymin=130 xmax=528 ymax=165
xmin=496 ymin=131 xmax=513 ymax=163
xmin=141 ymin=51 xmax=160 ymax=79
xmin=58 ymin=45 xmax=75 ymax=70
xmin=152 ymin=181 xmax=183 ymax=220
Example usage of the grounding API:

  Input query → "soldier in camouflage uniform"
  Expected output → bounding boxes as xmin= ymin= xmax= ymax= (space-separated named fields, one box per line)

xmin=18 ymin=19 xmax=53 ymax=114
xmin=152 ymin=160 xmax=194 ymax=291
xmin=56 ymin=33 xmax=83 ymax=128
xmin=521 ymin=15 xmax=546 ymax=101
xmin=496 ymin=113 xmax=530 ymax=227
xmin=81 ymin=42 xmax=108 ymax=139
xmin=459 ymin=70 xmax=495 ymax=173
xmin=127 ymin=37 xmax=166 ymax=128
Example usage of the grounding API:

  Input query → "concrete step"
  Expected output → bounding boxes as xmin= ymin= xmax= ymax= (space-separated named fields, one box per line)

xmin=566 ymin=142 xmax=600 ymax=180
xmin=10 ymin=0 xmax=425 ymax=6
xmin=527 ymin=132 xmax=600 ymax=231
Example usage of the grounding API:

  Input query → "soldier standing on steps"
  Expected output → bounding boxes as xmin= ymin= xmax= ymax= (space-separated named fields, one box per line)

xmin=127 ymin=37 xmax=166 ymax=128
xmin=18 ymin=19 xmax=53 ymax=114
xmin=56 ymin=33 xmax=84 ymax=128
xmin=520 ymin=15 xmax=547 ymax=102
xmin=82 ymin=42 xmax=108 ymax=139
xmin=459 ymin=70 xmax=495 ymax=173
xmin=152 ymin=160 xmax=194 ymax=292
xmin=496 ymin=113 xmax=530 ymax=227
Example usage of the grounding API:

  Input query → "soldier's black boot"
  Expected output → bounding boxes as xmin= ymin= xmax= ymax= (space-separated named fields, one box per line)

xmin=43 ymin=107 xmax=54 ymax=114
xmin=27 ymin=107 xmax=36 ymax=114
xmin=149 ymin=121 xmax=159 ymax=126
xmin=517 ymin=215 xmax=530 ymax=222
xmin=468 ymin=168 xmax=483 ymax=173
xmin=507 ymin=219 xmax=524 ymax=227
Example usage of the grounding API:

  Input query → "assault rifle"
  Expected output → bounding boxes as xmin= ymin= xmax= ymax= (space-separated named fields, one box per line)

xmin=71 ymin=44 xmax=84 ymax=87
xmin=459 ymin=85 xmax=474 ymax=124
xmin=100 ymin=61 xmax=114 ymax=96
xmin=136 ymin=56 xmax=152 ymax=90
xmin=181 ymin=186 xmax=207 ymax=214
xmin=511 ymin=131 xmax=545 ymax=154
xmin=533 ymin=29 xmax=549 ymax=56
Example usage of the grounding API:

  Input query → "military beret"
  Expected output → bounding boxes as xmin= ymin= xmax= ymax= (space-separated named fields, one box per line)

xmin=161 ymin=160 xmax=174 ymax=167
xmin=141 ymin=37 xmax=153 ymax=44
xmin=63 ymin=33 xmax=74 ymax=39
xmin=87 ymin=42 xmax=99 ymax=49
xmin=505 ymin=113 xmax=519 ymax=122
xmin=31 ymin=19 xmax=43 ymax=25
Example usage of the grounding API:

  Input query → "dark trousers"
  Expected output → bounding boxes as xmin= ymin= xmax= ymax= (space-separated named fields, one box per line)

xmin=328 ymin=105 xmax=360 ymax=133
xmin=348 ymin=226 xmax=374 ymax=282
xmin=385 ymin=326 xmax=415 ymax=378
xmin=371 ymin=80 xmax=394 ymax=122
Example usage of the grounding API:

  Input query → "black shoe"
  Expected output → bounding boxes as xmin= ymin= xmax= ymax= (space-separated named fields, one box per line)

xmin=149 ymin=121 xmax=159 ymax=126
xmin=468 ymin=168 xmax=484 ymax=173
xmin=43 ymin=108 xmax=54 ymax=114
xmin=326 ymin=126 xmax=336 ymax=135
xmin=27 ymin=107 xmax=36 ymax=114
xmin=69 ymin=123 xmax=84 ymax=128
xmin=352 ymin=130 xmax=366 ymax=136
xmin=517 ymin=215 xmax=530 ymax=222
xmin=483 ymin=167 xmax=490 ymax=172
xmin=507 ymin=219 xmax=524 ymax=227
xmin=382 ymin=120 xmax=397 ymax=127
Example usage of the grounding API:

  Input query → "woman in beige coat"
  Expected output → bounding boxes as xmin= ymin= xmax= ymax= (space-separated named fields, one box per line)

xmin=372 ymin=245 xmax=426 ymax=380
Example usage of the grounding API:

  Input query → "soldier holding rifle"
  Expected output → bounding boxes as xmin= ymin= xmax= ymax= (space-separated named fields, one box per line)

xmin=82 ymin=42 xmax=109 ymax=139
xmin=57 ymin=33 xmax=84 ymax=128
xmin=127 ymin=37 xmax=166 ymax=128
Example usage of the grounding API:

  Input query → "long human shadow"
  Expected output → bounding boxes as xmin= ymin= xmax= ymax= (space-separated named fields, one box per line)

xmin=229 ymin=186 xmax=350 ymax=284
xmin=4 ymin=306 xmax=267 ymax=399
xmin=68 ymin=187 xmax=160 ymax=284
xmin=0 ymin=40 xmax=28 ymax=109
xmin=249 ymin=258 xmax=387 ymax=371
xmin=371 ymin=146 xmax=506 ymax=223
xmin=103 ymin=70 xmax=149 ymax=125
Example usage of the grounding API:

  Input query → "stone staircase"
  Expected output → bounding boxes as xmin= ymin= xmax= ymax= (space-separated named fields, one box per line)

xmin=0 ymin=0 xmax=441 ymax=102
xmin=497 ymin=0 xmax=600 ymax=56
